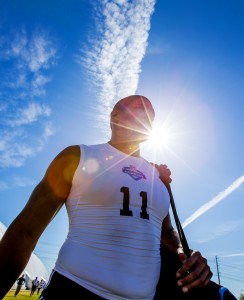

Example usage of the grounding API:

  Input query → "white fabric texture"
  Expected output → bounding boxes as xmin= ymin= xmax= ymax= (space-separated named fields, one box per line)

xmin=54 ymin=143 xmax=170 ymax=300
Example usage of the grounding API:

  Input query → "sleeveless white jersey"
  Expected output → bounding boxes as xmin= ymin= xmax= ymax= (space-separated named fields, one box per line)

xmin=54 ymin=143 xmax=170 ymax=300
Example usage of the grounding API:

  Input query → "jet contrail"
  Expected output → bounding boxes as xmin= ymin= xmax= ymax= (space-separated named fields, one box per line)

xmin=81 ymin=0 xmax=156 ymax=136
xmin=182 ymin=175 xmax=244 ymax=228
xmin=219 ymin=253 xmax=244 ymax=258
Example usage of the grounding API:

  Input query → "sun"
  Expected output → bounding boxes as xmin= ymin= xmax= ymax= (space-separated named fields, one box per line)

xmin=146 ymin=123 xmax=173 ymax=151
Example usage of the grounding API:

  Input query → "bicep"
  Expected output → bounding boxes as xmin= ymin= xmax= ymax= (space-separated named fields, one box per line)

xmin=0 ymin=179 xmax=65 ymax=261
xmin=161 ymin=213 xmax=174 ymax=235
xmin=161 ymin=213 xmax=182 ymax=253
xmin=10 ymin=179 xmax=66 ymax=243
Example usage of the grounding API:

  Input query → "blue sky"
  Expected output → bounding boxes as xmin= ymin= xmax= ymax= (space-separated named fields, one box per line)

xmin=0 ymin=0 xmax=244 ymax=297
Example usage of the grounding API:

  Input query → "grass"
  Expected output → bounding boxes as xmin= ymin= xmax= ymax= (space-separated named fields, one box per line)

xmin=3 ymin=289 xmax=40 ymax=299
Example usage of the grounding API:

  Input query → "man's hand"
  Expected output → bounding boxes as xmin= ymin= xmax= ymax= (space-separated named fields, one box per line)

xmin=176 ymin=250 xmax=213 ymax=293
xmin=152 ymin=163 xmax=172 ymax=184
xmin=153 ymin=162 xmax=213 ymax=293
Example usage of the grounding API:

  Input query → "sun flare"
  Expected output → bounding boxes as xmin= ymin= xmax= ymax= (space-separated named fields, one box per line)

xmin=146 ymin=123 xmax=173 ymax=151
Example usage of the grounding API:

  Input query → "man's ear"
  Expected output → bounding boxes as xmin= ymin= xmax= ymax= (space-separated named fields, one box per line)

xmin=110 ymin=110 xmax=118 ymax=129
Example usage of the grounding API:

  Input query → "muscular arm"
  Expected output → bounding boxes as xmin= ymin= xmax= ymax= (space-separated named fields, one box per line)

xmin=156 ymin=163 xmax=212 ymax=292
xmin=161 ymin=213 xmax=183 ymax=255
xmin=0 ymin=145 xmax=80 ymax=299
xmin=161 ymin=210 xmax=212 ymax=293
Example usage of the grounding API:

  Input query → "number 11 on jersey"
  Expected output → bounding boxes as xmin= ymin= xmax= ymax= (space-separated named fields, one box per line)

xmin=120 ymin=186 xmax=149 ymax=220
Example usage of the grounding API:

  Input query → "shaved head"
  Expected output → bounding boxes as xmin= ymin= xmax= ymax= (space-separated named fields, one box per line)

xmin=109 ymin=95 xmax=155 ymax=145
xmin=109 ymin=95 xmax=155 ymax=154
xmin=111 ymin=95 xmax=155 ymax=117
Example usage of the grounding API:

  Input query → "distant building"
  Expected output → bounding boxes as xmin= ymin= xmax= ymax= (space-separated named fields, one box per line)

xmin=0 ymin=221 xmax=49 ymax=289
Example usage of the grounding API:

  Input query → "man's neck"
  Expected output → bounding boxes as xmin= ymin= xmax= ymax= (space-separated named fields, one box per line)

xmin=108 ymin=140 xmax=141 ymax=157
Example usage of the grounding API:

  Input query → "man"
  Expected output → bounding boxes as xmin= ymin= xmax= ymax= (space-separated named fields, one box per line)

xmin=30 ymin=277 xmax=39 ymax=296
xmin=0 ymin=95 xmax=212 ymax=300
xmin=14 ymin=274 xmax=25 ymax=297
xmin=37 ymin=279 xmax=46 ymax=295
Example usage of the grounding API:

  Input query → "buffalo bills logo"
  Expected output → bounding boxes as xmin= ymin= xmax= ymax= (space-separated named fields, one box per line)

xmin=122 ymin=165 xmax=146 ymax=181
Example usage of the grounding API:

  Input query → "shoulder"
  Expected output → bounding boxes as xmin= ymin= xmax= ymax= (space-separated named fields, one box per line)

xmin=54 ymin=145 xmax=81 ymax=162
xmin=40 ymin=145 xmax=81 ymax=198
xmin=45 ymin=145 xmax=81 ymax=178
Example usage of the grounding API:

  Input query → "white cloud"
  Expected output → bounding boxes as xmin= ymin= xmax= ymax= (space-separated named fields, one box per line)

xmin=0 ymin=29 xmax=57 ymax=169
xmin=0 ymin=140 xmax=31 ymax=168
xmin=27 ymin=34 xmax=57 ymax=72
xmin=194 ymin=219 xmax=244 ymax=243
xmin=43 ymin=122 xmax=55 ymax=139
xmin=31 ymin=73 xmax=51 ymax=96
xmin=80 ymin=0 xmax=156 ymax=135
xmin=0 ymin=176 xmax=36 ymax=190
xmin=9 ymin=29 xmax=27 ymax=57
xmin=5 ymin=29 xmax=57 ymax=73
xmin=0 ymin=122 xmax=55 ymax=168
xmin=3 ymin=148 xmax=35 ymax=169
xmin=183 ymin=175 xmax=244 ymax=228
xmin=8 ymin=102 xmax=51 ymax=127
xmin=220 ymin=253 xmax=244 ymax=258
xmin=2 ymin=29 xmax=57 ymax=97
xmin=0 ymin=130 xmax=19 ymax=151
xmin=12 ymin=176 xmax=36 ymax=187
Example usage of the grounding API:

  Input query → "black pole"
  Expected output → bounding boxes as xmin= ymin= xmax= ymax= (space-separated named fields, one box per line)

xmin=215 ymin=255 xmax=221 ymax=285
